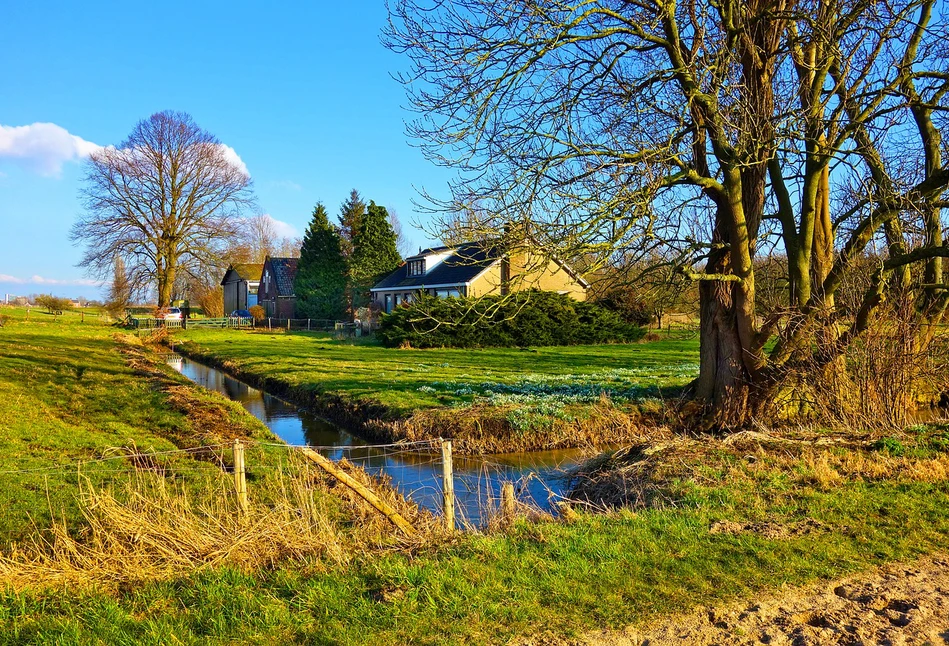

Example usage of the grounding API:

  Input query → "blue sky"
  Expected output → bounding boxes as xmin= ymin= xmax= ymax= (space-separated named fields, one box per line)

xmin=0 ymin=1 xmax=452 ymax=300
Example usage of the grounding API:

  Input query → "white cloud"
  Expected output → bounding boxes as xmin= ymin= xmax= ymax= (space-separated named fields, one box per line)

xmin=0 ymin=122 xmax=101 ymax=176
xmin=0 ymin=123 xmax=250 ymax=180
xmin=218 ymin=144 xmax=249 ymax=177
xmin=263 ymin=214 xmax=299 ymax=239
xmin=0 ymin=274 xmax=104 ymax=287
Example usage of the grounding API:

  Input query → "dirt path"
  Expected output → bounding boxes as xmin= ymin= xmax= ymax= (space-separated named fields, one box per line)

xmin=551 ymin=555 xmax=949 ymax=645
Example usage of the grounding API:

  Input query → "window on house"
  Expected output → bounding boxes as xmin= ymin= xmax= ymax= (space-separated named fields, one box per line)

xmin=435 ymin=288 xmax=461 ymax=298
xmin=384 ymin=294 xmax=392 ymax=313
xmin=407 ymin=259 xmax=425 ymax=276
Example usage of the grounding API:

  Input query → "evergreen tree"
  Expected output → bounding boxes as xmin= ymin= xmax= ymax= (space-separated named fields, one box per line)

xmin=349 ymin=201 xmax=402 ymax=309
xmin=294 ymin=202 xmax=347 ymax=320
xmin=337 ymin=188 xmax=365 ymax=259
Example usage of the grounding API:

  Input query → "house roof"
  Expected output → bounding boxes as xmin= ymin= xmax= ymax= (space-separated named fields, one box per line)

xmin=405 ymin=245 xmax=452 ymax=261
xmin=220 ymin=263 xmax=264 ymax=286
xmin=265 ymin=257 xmax=299 ymax=296
xmin=372 ymin=241 xmax=501 ymax=291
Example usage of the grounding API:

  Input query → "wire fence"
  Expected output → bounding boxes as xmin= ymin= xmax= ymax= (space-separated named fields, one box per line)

xmin=0 ymin=439 xmax=577 ymax=534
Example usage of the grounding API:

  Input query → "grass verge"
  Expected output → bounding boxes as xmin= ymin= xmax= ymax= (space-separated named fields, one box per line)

xmin=172 ymin=328 xmax=698 ymax=452
xmin=4 ymin=308 xmax=949 ymax=644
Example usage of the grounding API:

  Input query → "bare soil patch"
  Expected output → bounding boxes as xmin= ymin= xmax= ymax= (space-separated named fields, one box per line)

xmin=580 ymin=555 xmax=949 ymax=645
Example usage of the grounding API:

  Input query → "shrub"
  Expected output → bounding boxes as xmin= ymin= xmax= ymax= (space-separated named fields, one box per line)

xmin=872 ymin=436 xmax=906 ymax=457
xmin=35 ymin=294 xmax=72 ymax=314
xmin=377 ymin=291 xmax=645 ymax=348
xmin=595 ymin=287 xmax=654 ymax=326
xmin=249 ymin=305 xmax=266 ymax=322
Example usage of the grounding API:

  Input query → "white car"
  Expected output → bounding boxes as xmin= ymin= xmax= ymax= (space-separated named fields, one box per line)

xmin=160 ymin=307 xmax=183 ymax=320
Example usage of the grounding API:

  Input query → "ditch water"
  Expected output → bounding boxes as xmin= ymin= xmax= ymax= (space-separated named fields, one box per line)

xmin=166 ymin=353 xmax=584 ymax=526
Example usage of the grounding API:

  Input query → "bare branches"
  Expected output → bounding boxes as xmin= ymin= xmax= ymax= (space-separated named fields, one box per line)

xmin=71 ymin=111 xmax=255 ymax=306
xmin=386 ymin=0 xmax=949 ymax=417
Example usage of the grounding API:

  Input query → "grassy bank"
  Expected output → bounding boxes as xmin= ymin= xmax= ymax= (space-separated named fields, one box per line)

xmin=5 ymin=308 xmax=949 ymax=644
xmin=172 ymin=328 xmax=698 ymax=452
xmin=0 ymin=308 xmax=416 ymax=564
xmin=4 ymin=449 xmax=949 ymax=644
xmin=0 ymin=307 xmax=264 ymax=540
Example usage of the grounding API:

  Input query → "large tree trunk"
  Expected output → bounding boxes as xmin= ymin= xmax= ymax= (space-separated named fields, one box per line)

xmin=157 ymin=260 xmax=177 ymax=309
xmin=693 ymin=189 xmax=758 ymax=425
xmin=694 ymin=244 xmax=753 ymax=425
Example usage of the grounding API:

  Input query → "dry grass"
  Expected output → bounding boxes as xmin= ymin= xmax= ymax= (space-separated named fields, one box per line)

xmin=398 ymin=401 xmax=658 ymax=454
xmin=567 ymin=426 xmax=949 ymax=509
xmin=0 ymin=471 xmax=339 ymax=590
xmin=768 ymin=308 xmax=949 ymax=430
xmin=0 ymin=452 xmax=441 ymax=592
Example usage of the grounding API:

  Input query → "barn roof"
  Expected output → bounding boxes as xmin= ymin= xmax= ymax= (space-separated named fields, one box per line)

xmin=220 ymin=263 xmax=264 ymax=286
xmin=266 ymin=257 xmax=299 ymax=296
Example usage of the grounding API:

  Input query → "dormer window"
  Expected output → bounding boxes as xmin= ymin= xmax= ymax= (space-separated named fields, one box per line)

xmin=408 ymin=259 xmax=425 ymax=277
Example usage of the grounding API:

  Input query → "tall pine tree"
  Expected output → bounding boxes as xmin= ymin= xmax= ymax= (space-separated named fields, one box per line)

xmin=349 ymin=201 xmax=402 ymax=310
xmin=337 ymin=188 xmax=365 ymax=259
xmin=294 ymin=202 xmax=347 ymax=320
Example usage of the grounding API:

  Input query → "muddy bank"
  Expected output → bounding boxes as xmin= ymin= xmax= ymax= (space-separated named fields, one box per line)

xmin=170 ymin=340 xmax=656 ymax=454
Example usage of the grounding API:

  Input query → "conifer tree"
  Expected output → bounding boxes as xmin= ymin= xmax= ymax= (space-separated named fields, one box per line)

xmin=349 ymin=201 xmax=402 ymax=309
xmin=294 ymin=202 xmax=347 ymax=320
xmin=338 ymin=188 xmax=365 ymax=259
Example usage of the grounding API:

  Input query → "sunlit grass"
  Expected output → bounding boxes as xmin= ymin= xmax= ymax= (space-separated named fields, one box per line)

xmin=174 ymin=328 xmax=700 ymax=413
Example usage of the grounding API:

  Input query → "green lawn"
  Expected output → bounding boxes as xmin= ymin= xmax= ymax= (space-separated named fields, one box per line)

xmin=174 ymin=328 xmax=699 ymax=414
xmin=4 ymin=308 xmax=949 ymax=644
xmin=4 ymin=467 xmax=949 ymax=644
xmin=0 ymin=308 xmax=278 ymax=541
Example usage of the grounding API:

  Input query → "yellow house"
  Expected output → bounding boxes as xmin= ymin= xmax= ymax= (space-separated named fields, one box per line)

xmin=370 ymin=240 xmax=588 ymax=313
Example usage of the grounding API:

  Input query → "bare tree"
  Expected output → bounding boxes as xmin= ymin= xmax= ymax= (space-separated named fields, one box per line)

xmin=386 ymin=0 xmax=949 ymax=424
xmin=71 ymin=111 xmax=255 ymax=308
xmin=228 ymin=213 xmax=301 ymax=264
xmin=387 ymin=207 xmax=413 ymax=257
xmin=105 ymin=256 xmax=132 ymax=316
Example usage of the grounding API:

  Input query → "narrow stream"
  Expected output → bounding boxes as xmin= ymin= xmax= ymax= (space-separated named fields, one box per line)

xmin=166 ymin=353 xmax=584 ymax=525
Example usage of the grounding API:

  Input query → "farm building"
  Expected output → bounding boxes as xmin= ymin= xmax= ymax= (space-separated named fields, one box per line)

xmin=220 ymin=263 xmax=263 ymax=314
xmin=370 ymin=240 xmax=588 ymax=313
xmin=257 ymin=257 xmax=298 ymax=318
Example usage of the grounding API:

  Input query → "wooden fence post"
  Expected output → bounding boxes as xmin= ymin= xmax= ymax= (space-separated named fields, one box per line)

xmin=287 ymin=318 xmax=290 ymax=331
xmin=299 ymin=448 xmax=416 ymax=536
xmin=441 ymin=440 xmax=455 ymax=531
xmin=233 ymin=440 xmax=249 ymax=516
xmin=268 ymin=318 xmax=271 ymax=330
xmin=307 ymin=319 xmax=311 ymax=331
xmin=501 ymin=482 xmax=515 ymax=522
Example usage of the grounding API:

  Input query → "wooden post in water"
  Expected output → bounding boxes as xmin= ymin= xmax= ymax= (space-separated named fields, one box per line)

xmin=233 ymin=440 xmax=249 ymax=516
xmin=441 ymin=440 xmax=455 ymax=531
xmin=501 ymin=482 xmax=515 ymax=523
xmin=299 ymin=448 xmax=416 ymax=536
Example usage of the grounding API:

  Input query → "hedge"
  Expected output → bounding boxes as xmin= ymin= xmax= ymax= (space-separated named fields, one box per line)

xmin=377 ymin=290 xmax=646 ymax=348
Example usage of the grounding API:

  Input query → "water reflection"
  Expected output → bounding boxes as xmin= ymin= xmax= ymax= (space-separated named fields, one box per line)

xmin=167 ymin=353 xmax=581 ymax=524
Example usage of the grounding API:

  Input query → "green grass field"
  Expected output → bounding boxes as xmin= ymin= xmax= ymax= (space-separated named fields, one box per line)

xmin=4 ymin=308 xmax=949 ymax=644
xmin=174 ymin=328 xmax=700 ymax=413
